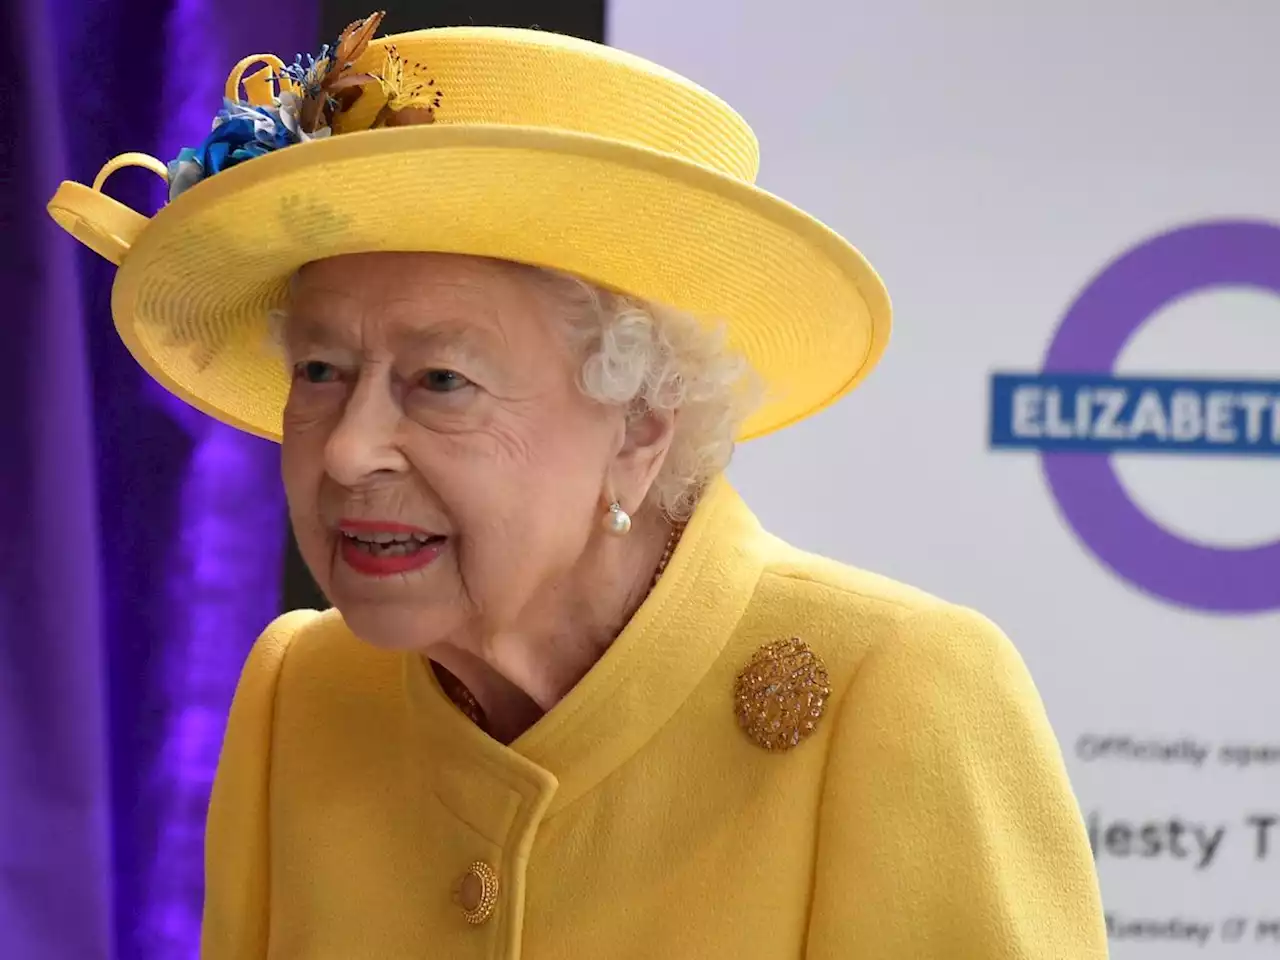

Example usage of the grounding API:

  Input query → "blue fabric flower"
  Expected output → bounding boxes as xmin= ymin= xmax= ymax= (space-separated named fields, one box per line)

xmin=166 ymin=101 xmax=300 ymax=201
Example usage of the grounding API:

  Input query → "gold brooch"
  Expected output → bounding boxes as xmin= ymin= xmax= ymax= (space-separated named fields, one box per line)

xmin=454 ymin=860 xmax=500 ymax=925
xmin=734 ymin=639 xmax=830 ymax=751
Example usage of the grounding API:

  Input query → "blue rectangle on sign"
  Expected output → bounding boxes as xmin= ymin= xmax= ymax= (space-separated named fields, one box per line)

xmin=988 ymin=373 xmax=1280 ymax=455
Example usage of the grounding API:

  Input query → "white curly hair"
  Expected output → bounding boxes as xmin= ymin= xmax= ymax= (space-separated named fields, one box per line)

xmin=270 ymin=258 xmax=762 ymax=521
xmin=517 ymin=264 xmax=762 ymax=520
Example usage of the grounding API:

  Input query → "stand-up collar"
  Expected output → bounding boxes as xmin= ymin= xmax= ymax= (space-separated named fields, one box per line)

xmin=403 ymin=476 xmax=765 ymax=819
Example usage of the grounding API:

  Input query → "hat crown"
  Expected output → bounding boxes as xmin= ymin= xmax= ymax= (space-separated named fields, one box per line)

xmin=333 ymin=27 xmax=761 ymax=183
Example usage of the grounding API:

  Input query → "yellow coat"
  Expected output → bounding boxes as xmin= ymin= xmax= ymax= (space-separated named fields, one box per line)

xmin=202 ymin=480 xmax=1108 ymax=958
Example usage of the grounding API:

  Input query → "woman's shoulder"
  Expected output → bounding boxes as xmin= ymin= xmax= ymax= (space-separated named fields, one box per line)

xmin=743 ymin=532 xmax=1030 ymax=704
xmin=746 ymin=544 xmax=1107 ymax=956
xmin=742 ymin=536 xmax=1072 ymax=824
xmin=235 ymin=607 xmax=404 ymax=707
xmin=240 ymin=606 xmax=349 ymax=667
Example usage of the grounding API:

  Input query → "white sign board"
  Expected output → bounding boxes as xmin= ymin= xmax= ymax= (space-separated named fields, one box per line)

xmin=610 ymin=3 xmax=1280 ymax=954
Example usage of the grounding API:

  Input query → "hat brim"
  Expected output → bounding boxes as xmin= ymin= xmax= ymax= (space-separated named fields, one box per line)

xmin=113 ymin=124 xmax=890 ymax=441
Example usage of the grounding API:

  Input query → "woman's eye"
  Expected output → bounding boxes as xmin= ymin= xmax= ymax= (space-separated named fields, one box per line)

xmin=420 ymin=369 xmax=472 ymax=393
xmin=294 ymin=360 xmax=339 ymax=384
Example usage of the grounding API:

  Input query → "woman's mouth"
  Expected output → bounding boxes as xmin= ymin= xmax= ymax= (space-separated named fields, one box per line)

xmin=337 ymin=521 xmax=447 ymax=576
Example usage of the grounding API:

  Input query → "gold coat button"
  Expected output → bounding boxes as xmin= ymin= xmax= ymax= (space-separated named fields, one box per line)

xmin=734 ymin=638 xmax=830 ymax=751
xmin=455 ymin=861 xmax=500 ymax=925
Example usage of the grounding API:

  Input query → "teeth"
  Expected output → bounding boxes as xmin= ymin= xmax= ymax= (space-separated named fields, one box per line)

xmin=350 ymin=539 xmax=426 ymax=556
xmin=342 ymin=529 xmax=442 ymax=557
xmin=345 ymin=530 xmax=437 ymax=544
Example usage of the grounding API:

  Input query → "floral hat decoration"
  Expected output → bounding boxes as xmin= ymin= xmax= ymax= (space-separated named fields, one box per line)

xmin=166 ymin=13 xmax=445 ymax=200
xmin=47 ymin=13 xmax=891 ymax=442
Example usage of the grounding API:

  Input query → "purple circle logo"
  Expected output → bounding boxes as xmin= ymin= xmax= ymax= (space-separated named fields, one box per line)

xmin=990 ymin=221 xmax=1280 ymax=614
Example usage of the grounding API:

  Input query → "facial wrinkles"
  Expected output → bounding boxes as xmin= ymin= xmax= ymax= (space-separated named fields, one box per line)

xmin=283 ymin=254 xmax=627 ymax=652
xmin=428 ymin=287 xmax=595 ymax=623
xmin=326 ymin=478 xmax=446 ymax=533
xmin=320 ymin=272 xmax=540 ymax=492
xmin=292 ymin=261 xmax=589 ymax=453
xmin=416 ymin=283 xmax=577 ymax=460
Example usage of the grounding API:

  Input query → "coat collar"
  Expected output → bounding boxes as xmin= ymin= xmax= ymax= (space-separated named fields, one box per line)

xmin=402 ymin=476 xmax=765 ymax=822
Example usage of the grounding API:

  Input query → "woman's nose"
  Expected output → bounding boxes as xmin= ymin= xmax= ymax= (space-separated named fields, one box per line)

xmin=323 ymin=371 xmax=409 ymax=486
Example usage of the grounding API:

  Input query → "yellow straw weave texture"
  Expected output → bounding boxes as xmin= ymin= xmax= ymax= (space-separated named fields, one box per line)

xmin=94 ymin=28 xmax=889 ymax=441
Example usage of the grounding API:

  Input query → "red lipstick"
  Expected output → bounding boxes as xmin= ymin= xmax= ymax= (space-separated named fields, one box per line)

xmin=337 ymin=519 xmax=447 ymax=577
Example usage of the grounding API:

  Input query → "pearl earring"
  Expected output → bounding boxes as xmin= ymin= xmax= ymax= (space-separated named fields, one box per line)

xmin=603 ymin=501 xmax=632 ymax=536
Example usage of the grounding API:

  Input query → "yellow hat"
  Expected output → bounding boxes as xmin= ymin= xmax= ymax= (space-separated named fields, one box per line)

xmin=47 ymin=14 xmax=890 ymax=441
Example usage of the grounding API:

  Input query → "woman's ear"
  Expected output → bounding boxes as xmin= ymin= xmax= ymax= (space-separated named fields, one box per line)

xmin=607 ymin=407 xmax=676 ymax=513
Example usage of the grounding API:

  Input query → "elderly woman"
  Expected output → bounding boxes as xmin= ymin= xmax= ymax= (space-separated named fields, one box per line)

xmin=49 ymin=14 xmax=1108 ymax=960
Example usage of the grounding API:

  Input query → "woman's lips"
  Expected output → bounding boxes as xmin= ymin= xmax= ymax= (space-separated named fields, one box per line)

xmin=337 ymin=520 xmax=447 ymax=577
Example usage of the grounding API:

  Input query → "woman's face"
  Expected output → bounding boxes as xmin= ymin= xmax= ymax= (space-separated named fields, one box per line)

xmin=280 ymin=252 xmax=623 ymax=651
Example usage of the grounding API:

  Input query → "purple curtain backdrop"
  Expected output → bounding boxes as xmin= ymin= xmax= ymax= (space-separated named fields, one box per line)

xmin=4 ymin=0 xmax=315 ymax=956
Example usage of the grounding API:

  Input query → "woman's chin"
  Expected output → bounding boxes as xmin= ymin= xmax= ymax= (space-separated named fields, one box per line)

xmin=333 ymin=599 xmax=456 ymax=653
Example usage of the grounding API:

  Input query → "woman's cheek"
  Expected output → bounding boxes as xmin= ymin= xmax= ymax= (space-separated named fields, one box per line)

xmin=403 ymin=385 xmax=495 ymax=434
